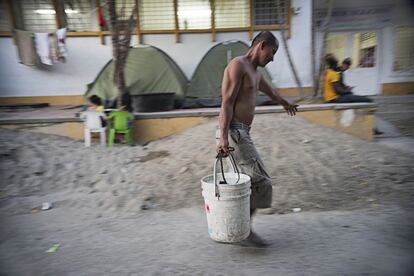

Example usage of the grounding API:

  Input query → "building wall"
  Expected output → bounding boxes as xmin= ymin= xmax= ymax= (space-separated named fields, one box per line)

xmin=379 ymin=2 xmax=414 ymax=85
xmin=0 ymin=0 xmax=313 ymax=100
xmin=139 ymin=0 xmax=312 ymax=88
xmin=0 ymin=37 xmax=112 ymax=97
xmin=314 ymin=0 xmax=414 ymax=94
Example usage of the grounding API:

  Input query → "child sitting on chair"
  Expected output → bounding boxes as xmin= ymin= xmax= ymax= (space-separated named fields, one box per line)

xmin=108 ymin=93 xmax=134 ymax=144
xmin=88 ymin=95 xmax=106 ymax=127
xmin=119 ymin=92 xmax=133 ymax=128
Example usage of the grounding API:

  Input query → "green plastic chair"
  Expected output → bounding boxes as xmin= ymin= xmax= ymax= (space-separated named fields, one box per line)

xmin=107 ymin=111 xmax=134 ymax=146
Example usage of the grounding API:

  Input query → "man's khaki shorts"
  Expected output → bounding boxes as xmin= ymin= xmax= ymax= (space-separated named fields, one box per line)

xmin=216 ymin=124 xmax=272 ymax=209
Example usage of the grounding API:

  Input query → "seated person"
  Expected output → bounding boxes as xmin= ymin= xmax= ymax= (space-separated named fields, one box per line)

xmin=323 ymin=54 xmax=382 ymax=135
xmin=338 ymin=58 xmax=354 ymax=94
xmin=87 ymin=95 xmax=106 ymax=127
xmin=108 ymin=93 xmax=134 ymax=143
xmin=323 ymin=54 xmax=372 ymax=103
xmin=118 ymin=92 xmax=133 ymax=129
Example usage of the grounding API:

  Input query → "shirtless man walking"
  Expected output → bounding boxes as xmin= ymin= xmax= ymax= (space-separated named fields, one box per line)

xmin=217 ymin=31 xmax=298 ymax=246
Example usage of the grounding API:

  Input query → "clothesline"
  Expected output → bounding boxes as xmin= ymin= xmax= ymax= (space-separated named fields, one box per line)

xmin=13 ymin=28 xmax=68 ymax=66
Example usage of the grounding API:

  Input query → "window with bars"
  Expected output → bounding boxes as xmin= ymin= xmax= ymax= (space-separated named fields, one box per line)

xmin=64 ymin=0 xmax=94 ymax=31
xmin=253 ymin=0 xmax=288 ymax=26
xmin=139 ymin=0 xmax=175 ymax=30
xmin=4 ymin=0 xmax=291 ymax=36
xmin=393 ymin=26 xmax=414 ymax=72
xmin=0 ymin=1 xmax=11 ymax=31
xmin=358 ymin=31 xmax=377 ymax=68
xmin=115 ymin=0 xmax=136 ymax=20
xmin=138 ymin=0 xmax=289 ymax=31
xmin=21 ymin=0 xmax=57 ymax=31
xmin=177 ymin=0 xmax=211 ymax=30
xmin=215 ymin=0 xmax=249 ymax=29
xmin=360 ymin=32 xmax=376 ymax=46
xmin=116 ymin=0 xmax=137 ymax=30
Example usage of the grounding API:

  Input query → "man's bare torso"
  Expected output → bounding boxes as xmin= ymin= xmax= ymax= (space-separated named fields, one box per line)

xmin=232 ymin=57 xmax=261 ymax=126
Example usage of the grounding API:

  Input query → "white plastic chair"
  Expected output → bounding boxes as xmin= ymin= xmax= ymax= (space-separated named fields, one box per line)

xmin=80 ymin=111 xmax=106 ymax=147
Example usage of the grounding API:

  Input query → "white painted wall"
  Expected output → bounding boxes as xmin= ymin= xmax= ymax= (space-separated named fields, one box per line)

xmin=271 ymin=0 xmax=313 ymax=88
xmin=314 ymin=0 xmax=414 ymax=86
xmin=133 ymin=0 xmax=313 ymax=88
xmin=0 ymin=0 xmax=312 ymax=97
xmin=0 ymin=37 xmax=112 ymax=97
xmin=380 ymin=2 xmax=414 ymax=83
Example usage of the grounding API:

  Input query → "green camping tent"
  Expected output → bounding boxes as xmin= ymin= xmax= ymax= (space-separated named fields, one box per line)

xmin=85 ymin=45 xmax=188 ymax=102
xmin=186 ymin=40 xmax=274 ymax=99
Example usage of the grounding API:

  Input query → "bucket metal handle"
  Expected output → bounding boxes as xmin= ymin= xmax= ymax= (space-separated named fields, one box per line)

xmin=213 ymin=148 xmax=240 ymax=199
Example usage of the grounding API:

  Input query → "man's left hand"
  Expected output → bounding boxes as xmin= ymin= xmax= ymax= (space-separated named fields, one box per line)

xmin=281 ymin=100 xmax=299 ymax=116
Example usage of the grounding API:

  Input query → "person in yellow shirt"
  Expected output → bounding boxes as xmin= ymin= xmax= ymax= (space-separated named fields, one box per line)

xmin=323 ymin=54 xmax=372 ymax=103
xmin=323 ymin=65 xmax=340 ymax=102
xmin=323 ymin=54 xmax=382 ymax=134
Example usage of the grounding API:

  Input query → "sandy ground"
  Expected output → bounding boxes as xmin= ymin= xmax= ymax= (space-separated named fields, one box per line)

xmin=0 ymin=114 xmax=413 ymax=275
xmin=1 ymin=206 xmax=413 ymax=275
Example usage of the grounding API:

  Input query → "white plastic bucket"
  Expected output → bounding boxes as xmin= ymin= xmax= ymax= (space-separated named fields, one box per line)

xmin=201 ymin=154 xmax=251 ymax=243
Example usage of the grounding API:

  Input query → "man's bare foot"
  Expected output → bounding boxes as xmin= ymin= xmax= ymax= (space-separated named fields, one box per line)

xmin=242 ymin=231 xmax=270 ymax=247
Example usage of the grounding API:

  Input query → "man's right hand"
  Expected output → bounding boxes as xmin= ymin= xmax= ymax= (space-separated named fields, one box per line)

xmin=217 ymin=138 xmax=230 ymax=156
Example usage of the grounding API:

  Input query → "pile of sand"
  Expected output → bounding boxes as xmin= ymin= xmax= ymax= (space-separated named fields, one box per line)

xmin=0 ymin=114 xmax=413 ymax=218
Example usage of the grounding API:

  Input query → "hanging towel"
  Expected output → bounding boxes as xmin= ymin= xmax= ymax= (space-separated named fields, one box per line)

xmin=56 ymin=28 xmax=68 ymax=60
xmin=13 ymin=29 xmax=37 ymax=66
xmin=35 ymin=33 xmax=53 ymax=65
xmin=98 ymin=3 xmax=106 ymax=29
xmin=50 ymin=33 xmax=59 ymax=63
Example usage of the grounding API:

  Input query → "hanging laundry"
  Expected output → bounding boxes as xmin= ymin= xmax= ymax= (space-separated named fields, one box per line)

xmin=34 ymin=33 xmax=53 ymax=65
xmin=56 ymin=28 xmax=68 ymax=62
xmin=98 ymin=3 xmax=106 ymax=29
xmin=13 ymin=29 xmax=37 ymax=66
xmin=49 ymin=33 xmax=59 ymax=63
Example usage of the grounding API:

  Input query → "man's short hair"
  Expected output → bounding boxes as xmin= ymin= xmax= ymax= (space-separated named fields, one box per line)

xmin=342 ymin=58 xmax=352 ymax=66
xmin=251 ymin=31 xmax=279 ymax=48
